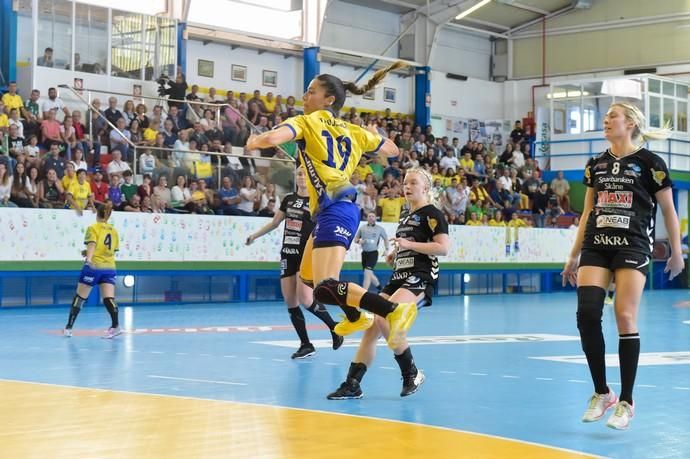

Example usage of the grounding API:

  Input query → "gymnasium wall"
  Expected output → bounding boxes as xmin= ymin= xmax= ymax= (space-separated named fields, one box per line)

xmin=0 ymin=209 xmax=575 ymax=269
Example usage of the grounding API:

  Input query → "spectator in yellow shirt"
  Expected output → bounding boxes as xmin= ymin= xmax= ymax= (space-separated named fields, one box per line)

xmin=507 ymin=213 xmax=529 ymax=228
xmin=263 ymin=92 xmax=276 ymax=115
xmin=66 ymin=169 xmax=95 ymax=214
xmin=142 ymin=119 xmax=160 ymax=146
xmin=377 ymin=187 xmax=405 ymax=223
xmin=61 ymin=163 xmax=78 ymax=191
xmin=355 ymin=157 xmax=374 ymax=182
xmin=488 ymin=210 xmax=507 ymax=227
xmin=0 ymin=102 xmax=8 ymax=131
xmin=466 ymin=211 xmax=482 ymax=226
xmin=2 ymin=82 xmax=23 ymax=114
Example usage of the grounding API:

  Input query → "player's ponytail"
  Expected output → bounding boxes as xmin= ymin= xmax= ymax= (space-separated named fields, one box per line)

xmin=98 ymin=201 xmax=114 ymax=221
xmin=612 ymin=102 xmax=672 ymax=145
xmin=317 ymin=61 xmax=406 ymax=113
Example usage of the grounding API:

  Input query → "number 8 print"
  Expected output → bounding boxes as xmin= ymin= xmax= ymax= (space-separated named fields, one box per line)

xmin=612 ymin=162 xmax=620 ymax=175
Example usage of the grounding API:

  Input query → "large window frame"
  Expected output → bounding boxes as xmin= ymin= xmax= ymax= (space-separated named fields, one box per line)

xmin=21 ymin=0 xmax=176 ymax=82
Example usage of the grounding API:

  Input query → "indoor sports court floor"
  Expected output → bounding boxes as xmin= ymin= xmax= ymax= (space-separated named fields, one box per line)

xmin=1 ymin=290 xmax=689 ymax=458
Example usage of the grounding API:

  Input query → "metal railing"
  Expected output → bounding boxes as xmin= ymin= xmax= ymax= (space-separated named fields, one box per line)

xmin=58 ymin=85 xmax=296 ymax=183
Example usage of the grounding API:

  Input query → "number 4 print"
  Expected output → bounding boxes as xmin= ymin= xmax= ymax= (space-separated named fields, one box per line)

xmin=321 ymin=130 xmax=352 ymax=171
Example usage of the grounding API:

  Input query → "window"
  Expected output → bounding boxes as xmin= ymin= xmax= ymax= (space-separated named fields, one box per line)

xmin=663 ymin=98 xmax=675 ymax=129
xmin=37 ymin=0 xmax=72 ymax=69
xmin=143 ymin=16 xmax=176 ymax=81
xmin=649 ymin=95 xmax=661 ymax=128
xmin=111 ymin=10 xmax=143 ymax=79
xmin=677 ymin=101 xmax=688 ymax=133
xmin=16 ymin=0 xmax=32 ymax=64
xmin=75 ymin=4 xmax=108 ymax=74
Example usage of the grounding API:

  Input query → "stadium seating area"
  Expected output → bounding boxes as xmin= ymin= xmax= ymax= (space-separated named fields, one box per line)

xmin=0 ymin=74 xmax=577 ymax=227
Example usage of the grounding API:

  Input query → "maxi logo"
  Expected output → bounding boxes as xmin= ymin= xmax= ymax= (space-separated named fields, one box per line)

xmin=285 ymin=219 xmax=303 ymax=232
xmin=597 ymin=190 xmax=633 ymax=208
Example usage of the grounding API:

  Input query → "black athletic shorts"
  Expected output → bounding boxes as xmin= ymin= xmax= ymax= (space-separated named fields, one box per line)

xmin=381 ymin=273 xmax=434 ymax=307
xmin=580 ymin=249 xmax=650 ymax=276
xmin=280 ymin=255 xmax=301 ymax=278
xmin=361 ymin=250 xmax=379 ymax=270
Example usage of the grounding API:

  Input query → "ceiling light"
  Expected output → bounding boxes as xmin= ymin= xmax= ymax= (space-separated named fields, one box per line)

xmin=455 ymin=0 xmax=492 ymax=21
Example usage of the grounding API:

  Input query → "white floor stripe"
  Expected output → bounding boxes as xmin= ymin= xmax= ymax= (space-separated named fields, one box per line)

xmin=323 ymin=362 xmax=338 ymax=366
xmin=147 ymin=375 xmax=247 ymax=386
xmin=673 ymin=386 xmax=690 ymax=390
xmin=272 ymin=358 xmax=286 ymax=362
xmin=470 ymin=372 xmax=488 ymax=376
xmin=248 ymin=357 xmax=261 ymax=360
xmin=223 ymin=355 xmax=236 ymax=358
xmin=440 ymin=371 xmax=456 ymax=374
xmin=501 ymin=375 xmax=520 ymax=379
xmin=380 ymin=366 xmax=396 ymax=370
xmin=535 ymin=377 xmax=554 ymax=381
xmin=638 ymin=384 xmax=656 ymax=388
xmin=567 ymin=379 xmax=587 ymax=383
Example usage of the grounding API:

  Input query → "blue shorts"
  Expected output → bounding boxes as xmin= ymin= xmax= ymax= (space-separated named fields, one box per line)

xmin=78 ymin=265 xmax=117 ymax=287
xmin=313 ymin=201 xmax=360 ymax=250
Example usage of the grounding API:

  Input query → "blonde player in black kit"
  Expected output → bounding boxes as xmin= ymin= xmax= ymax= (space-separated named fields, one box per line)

xmin=247 ymin=168 xmax=343 ymax=359
xmin=328 ymin=168 xmax=449 ymax=399
xmin=562 ymin=103 xmax=683 ymax=430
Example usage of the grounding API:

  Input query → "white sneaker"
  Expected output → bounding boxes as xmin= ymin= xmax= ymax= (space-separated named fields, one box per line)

xmin=582 ymin=389 xmax=617 ymax=422
xmin=606 ymin=401 xmax=634 ymax=430
xmin=63 ymin=328 xmax=73 ymax=337
xmin=102 ymin=327 xmax=122 ymax=339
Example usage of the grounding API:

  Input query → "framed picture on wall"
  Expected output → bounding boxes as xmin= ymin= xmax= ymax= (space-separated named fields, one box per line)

xmin=363 ymin=88 xmax=375 ymax=100
xmin=198 ymin=59 xmax=214 ymax=78
xmin=262 ymin=70 xmax=277 ymax=87
xmin=232 ymin=64 xmax=247 ymax=82
xmin=383 ymin=87 xmax=396 ymax=103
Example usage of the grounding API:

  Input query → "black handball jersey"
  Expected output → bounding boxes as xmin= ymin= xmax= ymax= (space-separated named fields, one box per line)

xmin=390 ymin=204 xmax=449 ymax=282
xmin=582 ymin=148 xmax=672 ymax=255
xmin=279 ymin=193 xmax=314 ymax=256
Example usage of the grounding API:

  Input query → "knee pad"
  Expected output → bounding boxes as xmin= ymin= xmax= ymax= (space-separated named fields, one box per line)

xmin=103 ymin=297 xmax=118 ymax=312
xmin=576 ymin=286 xmax=606 ymax=326
xmin=313 ymin=278 xmax=348 ymax=307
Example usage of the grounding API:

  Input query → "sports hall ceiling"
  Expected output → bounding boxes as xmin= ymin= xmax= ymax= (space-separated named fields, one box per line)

xmin=340 ymin=0 xmax=581 ymax=37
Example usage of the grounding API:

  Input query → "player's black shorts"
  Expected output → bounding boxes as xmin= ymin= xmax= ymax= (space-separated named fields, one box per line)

xmin=361 ymin=251 xmax=379 ymax=270
xmin=280 ymin=255 xmax=301 ymax=278
xmin=580 ymin=249 xmax=650 ymax=276
xmin=381 ymin=273 xmax=434 ymax=306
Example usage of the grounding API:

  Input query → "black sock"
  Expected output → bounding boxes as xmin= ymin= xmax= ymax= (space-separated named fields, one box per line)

xmin=359 ymin=292 xmax=396 ymax=318
xmin=619 ymin=333 xmax=640 ymax=404
xmin=577 ymin=287 xmax=608 ymax=395
xmin=306 ymin=302 xmax=337 ymax=331
xmin=288 ymin=307 xmax=310 ymax=345
xmin=347 ymin=362 xmax=367 ymax=383
xmin=103 ymin=297 xmax=119 ymax=328
xmin=66 ymin=294 xmax=86 ymax=329
xmin=608 ymin=290 xmax=615 ymax=299
xmin=394 ymin=347 xmax=416 ymax=375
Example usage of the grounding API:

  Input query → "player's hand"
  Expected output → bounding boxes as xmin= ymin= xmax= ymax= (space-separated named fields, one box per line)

xmin=246 ymin=134 xmax=259 ymax=150
xmin=386 ymin=252 xmax=396 ymax=266
xmin=391 ymin=237 xmax=413 ymax=250
xmin=246 ymin=234 xmax=256 ymax=245
xmin=561 ymin=255 xmax=579 ymax=287
xmin=664 ymin=253 xmax=684 ymax=281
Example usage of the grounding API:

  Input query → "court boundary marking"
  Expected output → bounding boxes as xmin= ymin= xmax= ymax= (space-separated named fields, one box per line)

xmin=0 ymin=377 xmax=602 ymax=458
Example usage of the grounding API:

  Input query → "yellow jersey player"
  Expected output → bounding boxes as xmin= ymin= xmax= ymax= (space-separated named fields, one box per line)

xmin=65 ymin=168 xmax=95 ymax=214
xmin=247 ymin=61 xmax=418 ymax=350
xmin=64 ymin=202 xmax=122 ymax=339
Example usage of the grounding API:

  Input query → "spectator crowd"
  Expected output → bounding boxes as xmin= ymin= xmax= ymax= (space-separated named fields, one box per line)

xmin=0 ymin=72 xmax=577 ymax=228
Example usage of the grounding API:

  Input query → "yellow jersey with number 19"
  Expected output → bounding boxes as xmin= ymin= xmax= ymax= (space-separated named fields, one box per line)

xmin=280 ymin=110 xmax=385 ymax=215
xmin=84 ymin=222 xmax=119 ymax=269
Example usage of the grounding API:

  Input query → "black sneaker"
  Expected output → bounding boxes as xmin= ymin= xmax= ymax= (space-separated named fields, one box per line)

xmin=400 ymin=369 xmax=425 ymax=397
xmin=327 ymin=378 xmax=363 ymax=400
xmin=331 ymin=332 xmax=344 ymax=350
xmin=291 ymin=343 xmax=316 ymax=359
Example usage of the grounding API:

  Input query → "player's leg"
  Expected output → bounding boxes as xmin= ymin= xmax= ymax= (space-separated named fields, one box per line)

xmin=282 ymin=273 xmax=314 ymax=359
xmin=64 ymin=282 xmax=92 ymax=336
xmin=99 ymin=281 xmax=121 ymax=339
xmin=577 ymin=258 xmax=617 ymax=422
xmin=606 ymin=266 xmax=646 ymax=430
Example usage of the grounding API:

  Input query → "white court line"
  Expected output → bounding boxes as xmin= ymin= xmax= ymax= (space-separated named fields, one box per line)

xmin=609 ymin=382 xmax=621 ymax=386
xmin=176 ymin=352 xmax=188 ymax=356
xmin=673 ymin=386 xmax=690 ymax=390
xmin=501 ymin=375 xmax=520 ymax=379
xmin=248 ymin=357 xmax=261 ymax=360
xmin=150 ymin=351 xmax=164 ymax=354
xmin=470 ymin=372 xmax=488 ymax=376
xmin=440 ymin=371 xmax=456 ymax=374
xmin=535 ymin=377 xmax=553 ymax=381
xmin=638 ymin=384 xmax=656 ymax=388
xmin=223 ymin=355 xmax=236 ymax=358
xmin=272 ymin=358 xmax=286 ymax=362
xmin=567 ymin=379 xmax=587 ymax=384
xmin=147 ymin=375 xmax=247 ymax=386
xmin=199 ymin=354 xmax=212 ymax=357
xmin=380 ymin=366 xmax=396 ymax=371
xmin=323 ymin=362 xmax=338 ymax=366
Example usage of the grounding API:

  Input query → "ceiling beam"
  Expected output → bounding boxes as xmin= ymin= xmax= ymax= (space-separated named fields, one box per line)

xmin=377 ymin=0 xmax=419 ymax=11
xmin=460 ymin=16 xmax=511 ymax=31
xmin=507 ymin=5 xmax=574 ymax=35
xmin=508 ymin=1 xmax=549 ymax=15
xmin=445 ymin=21 xmax=508 ymax=38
